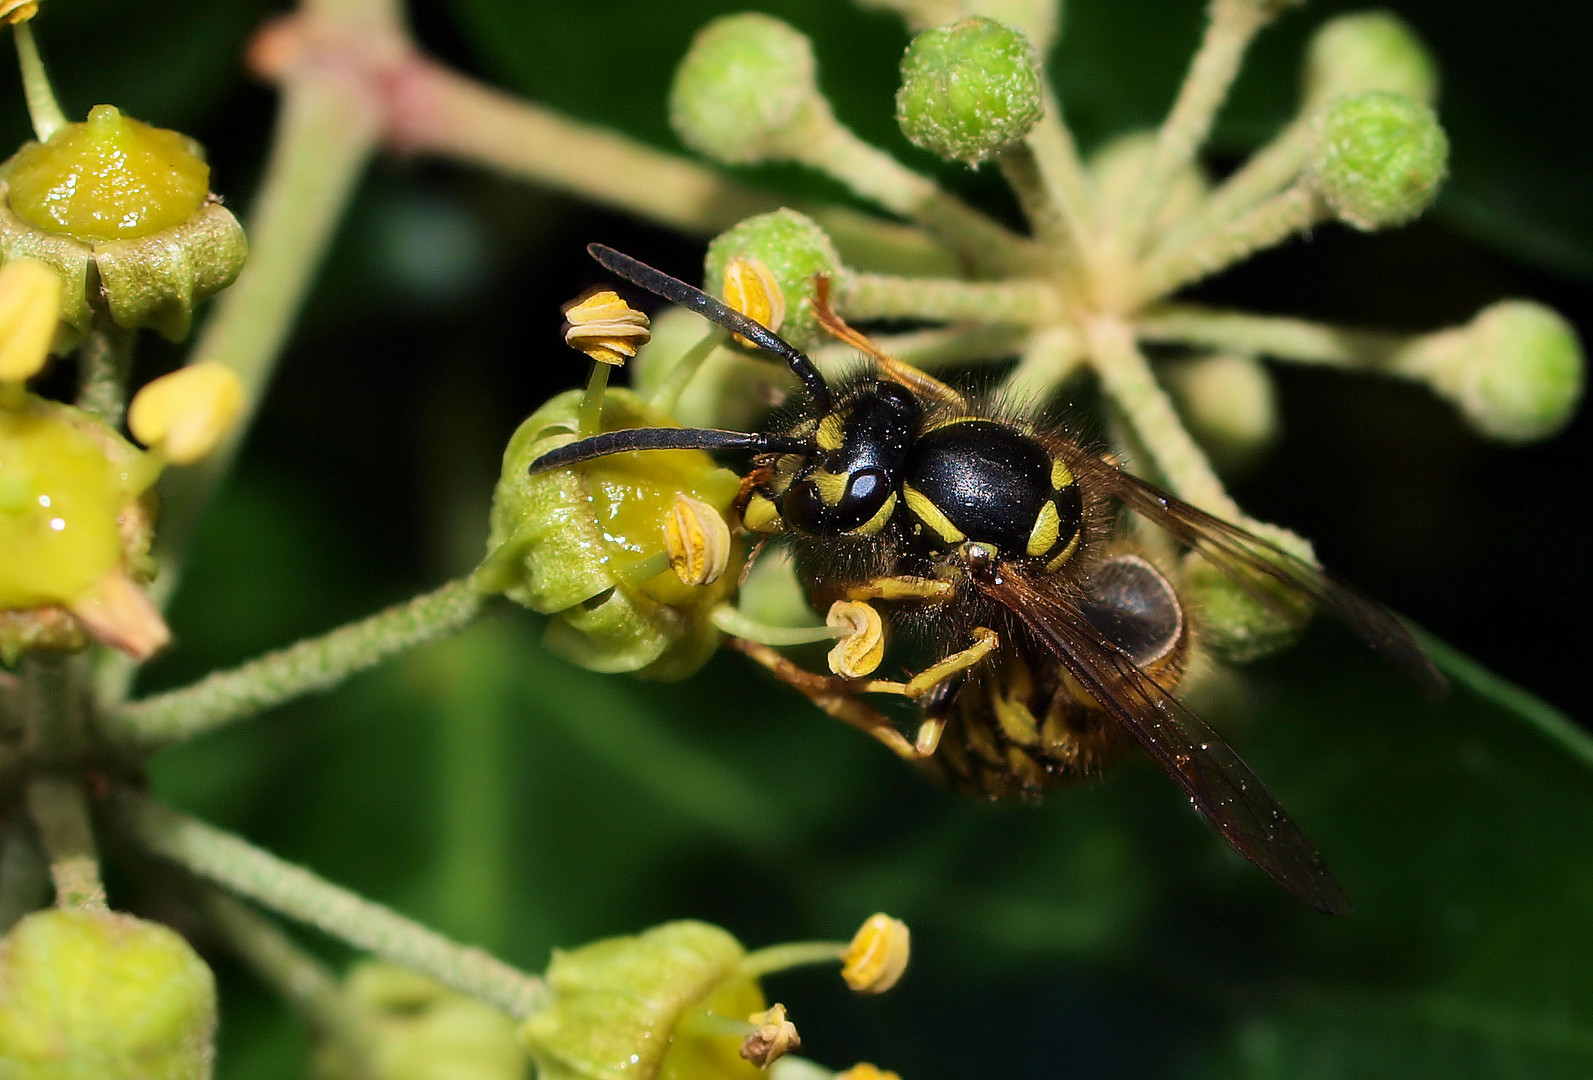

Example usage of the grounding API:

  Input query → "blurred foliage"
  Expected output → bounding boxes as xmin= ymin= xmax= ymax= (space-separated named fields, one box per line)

xmin=10 ymin=0 xmax=1591 ymax=1076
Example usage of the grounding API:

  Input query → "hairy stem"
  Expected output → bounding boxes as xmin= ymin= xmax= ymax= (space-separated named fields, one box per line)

xmin=1085 ymin=314 xmax=1241 ymax=518
xmin=199 ymin=887 xmax=373 ymax=1046
xmin=998 ymin=142 xmax=1079 ymax=269
xmin=999 ymin=325 xmax=1087 ymax=402
xmin=1134 ymin=304 xmax=1404 ymax=367
xmin=811 ymin=324 xmax=1032 ymax=374
xmin=797 ymin=120 xmax=1043 ymax=275
xmin=25 ymin=774 xmax=107 ymax=911
xmin=103 ymin=579 xmax=488 ymax=755
xmin=74 ymin=321 xmax=137 ymax=427
xmin=117 ymin=790 xmax=548 ymax=1018
xmin=1025 ymin=88 xmax=1097 ymax=250
xmin=836 ymin=271 xmax=1062 ymax=325
xmin=390 ymin=59 xmax=775 ymax=235
xmin=1130 ymin=183 xmax=1325 ymax=306
xmin=1152 ymin=119 xmax=1309 ymax=256
xmin=1117 ymin=0 xmax=1271 ymax=253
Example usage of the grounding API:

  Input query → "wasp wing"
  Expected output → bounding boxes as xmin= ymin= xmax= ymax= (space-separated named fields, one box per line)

xmin=978 ymin=565 xmax=1353 ymax=915
xmin=1071 ymin=455 xmax=1446 ymax=697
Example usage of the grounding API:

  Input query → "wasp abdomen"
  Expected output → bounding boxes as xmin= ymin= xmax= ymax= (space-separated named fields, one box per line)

xmin=903 ymin=420 xmax=1081 ymax=567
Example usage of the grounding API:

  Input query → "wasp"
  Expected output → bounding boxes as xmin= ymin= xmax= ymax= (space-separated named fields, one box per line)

xmin=531 ymin=244 xmax=1445 ymax=915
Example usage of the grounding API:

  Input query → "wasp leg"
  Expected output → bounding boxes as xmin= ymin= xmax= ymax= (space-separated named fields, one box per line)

xmin=913 ymin=671 xmax=967 ymax=757
xmin=812 ymin=277 xmax=967 ymax=411
xmin=905 ymin=627 xmax=999 ymax=699
xmin=843 ymin=576 xmax=956 ymax=603
xmin=727 ymin=637 xmax=921 ymax=761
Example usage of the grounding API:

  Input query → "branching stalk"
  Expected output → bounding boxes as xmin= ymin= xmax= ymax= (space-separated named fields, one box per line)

xmin=116 ymin=789 xmax=548 ymax=1018
xmin=24 ymin=774 xmax=107 ymax=911
xmin=836 ymin=271 xmax=1063 ymax=325
xmin=1134 ymin=304 xmax=1404 ymax=367
xmin=103 ymin=578 xmax=488 ymax=755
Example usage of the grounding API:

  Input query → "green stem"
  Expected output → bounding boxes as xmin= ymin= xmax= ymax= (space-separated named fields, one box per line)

xmin=1134 ymin=304 xmax=1404 ymax=367
xmin=810 ymin=324 xmax=1032 ymax=374
xmin=649 ymin=331 xmax=724 ymax=414
xmin=12 ymin=21 xmax=68 ymax=141
xmin=1152 ymin=119 xmax=1309 ymax=256
xmin=578 ymin=361 xmax=611 ymax=438
xmin=710 ymin=604 xmax=844 ymax=647
xmin=0 ymin=815 xmax=50 ymax=932
xmin=1024 ymin=88 xmax=1097 ymax=249
xmin=19 ymin=651 xmax=88 ymax=763
xmin=835 ymin=271 xmax=1062 ymax=325
xmin=74 ymin=320 xmax=137 ymax=427
xmin=794 ymin=119 xmax=1043 ymax=275
xmin=998 ymin=325 xmax=1087 ymax=402
xmin=1085 ymin=314 xmax=1240 ymax=518
xmin=24 ymin=774 xmax=107 ymax=911
xmin=102 ymin=578 xmax=488 ymax=755
xmin=1117 ymin=0 xmax=1272 ymax=254
xmin=998 ymin=142 xmax=1079 ymax=269
xmin=1130 ymin=183 xmax=1325 ymax=306
xmin=116 ymin=789 xmax=548 ymax=1018
xmin=150 ymin=68 xmax=384 ymax=603
xmin=199 ymin=887 xmax=373 ymax=1045
xmin=394 ymin=59 xmax=774 ymax=235
xmin=739 ymin=941 xmax=846 ymax=979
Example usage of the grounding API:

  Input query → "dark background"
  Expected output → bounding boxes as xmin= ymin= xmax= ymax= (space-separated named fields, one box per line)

xmin=7 ymin=1 xmax=1590 ymax=1077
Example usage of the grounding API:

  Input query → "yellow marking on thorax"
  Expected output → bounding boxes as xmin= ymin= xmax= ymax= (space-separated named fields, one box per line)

xmin=849 ymin=489 xmax=898 ymax=537
xmin=920 ymin=415 xmax=982 ymax=434
xmin=1050 ymin=458 xmax=1074 ymax=490
xmin=1045 ymin=530 xmax=1081 ymax=571
xmin=816 ymin=413 xmax=845 ymax=452
xmin=1025 ymin=501 xmax=1061 ymax=558
xmin=902 ymin=482 xmax=966 ymax=543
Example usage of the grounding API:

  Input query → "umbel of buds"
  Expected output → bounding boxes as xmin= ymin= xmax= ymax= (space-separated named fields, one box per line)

xmin=0 ymin=103 xmax=247 ymax=342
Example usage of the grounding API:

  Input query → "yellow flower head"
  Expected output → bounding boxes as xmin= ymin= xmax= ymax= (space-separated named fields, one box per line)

xmin=127 ymin=361 xmax=245 ymax=465
xmin=0 ymin=259 xmax=62 ymax=383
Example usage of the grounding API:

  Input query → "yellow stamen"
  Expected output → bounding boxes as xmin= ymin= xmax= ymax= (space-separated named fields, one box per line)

xmin=663 ymin=493 xmax=731 ymax=587
xmin=562 ymin=289 xmax=650 ymax=366
xmin=722 ymin=255 xmax=785 ymax=348
xmin=826 ymin=600 xmax=885 ymax=678
xmin=841 ymin=913 xmax=910 ymax=994
xmin=739 ymin=1003 xmax=801 ymax=1068
xmin=127 ymin=361 xmax=245 ymax=464
xmin=0 ymin=258 xmax=61 ymax=383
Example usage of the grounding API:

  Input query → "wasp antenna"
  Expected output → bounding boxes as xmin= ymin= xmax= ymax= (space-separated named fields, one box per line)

xmin=587 ymin=243 xmax=834 ymax=414
xmin=530 ymin=426 xmax=814 ymax=474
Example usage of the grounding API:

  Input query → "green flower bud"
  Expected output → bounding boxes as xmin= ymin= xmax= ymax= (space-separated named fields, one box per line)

xmin=0 ymin=909 xmax=216 ymax=1080
xmin=1182 ymin=530 xmax=1313 ymax=664
xmin=1303 ymin=12 xmax=1438 ymax=109
xmin=312 ymin=962 xmax=529 ymax=1080
xmin=480 ymin=389 xmax=745 ymax=681
xmin=1406 ymin=300 xmax=1584 ymax=443
xmin=520 ymin=921 xmax=765 ymax=1080
xmin=895 ymin=17 xmax=1044 ymax=166
xmin=704 ymin=210 xmax=842 ymax=349
xmin=1163 ymin=353 xmax=1279 ymax=470
xmin=1307 ymin=91 xmax=1447 ymax=231
xmin=669 ymin=14 xmax=827 ymax=166
xmin=0 ymin=395 xmax=160 ymax=664
xmin=0 ymin=104 xmax=247 ymax=341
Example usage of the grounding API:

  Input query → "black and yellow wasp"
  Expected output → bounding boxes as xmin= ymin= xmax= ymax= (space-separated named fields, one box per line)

xmin=531 ymin=244 xmax=1445 ymax=915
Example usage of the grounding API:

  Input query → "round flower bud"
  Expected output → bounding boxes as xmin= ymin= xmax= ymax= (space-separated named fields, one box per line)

xmin=1307 ymin=91 xmax=1448 ymax=231
xmin=0 ymin=909 xmax=216 ymax=1079
xmin=0 ymin=395 xmax=161 ymax=663
xmin=669 ymin=14 xmax=827 ymax=166
xmin=311 ymin=962 xmax=529 ymax=1080
xmin=704 ymin=210 xmax=842 ymax=349
xmin=0 ymin=104 xmax=247 ymax=341
xmin=895 ymin=17 xmax=1044 ymax=166
xmin=1303 ymin=12 xmax=1438 ymax=109
xmin=1163 ymin=353 xmax=1279 ymax=469
xmin=1182 ymin=538 xmax=1310 ymax=664
xmin=520 ymin=921 xmax=766 ymax=1080
xmin=1414 ymin=300 xmax=1584 ymax=443
xmin=480 ymin=389 xmax=745 ymax=681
